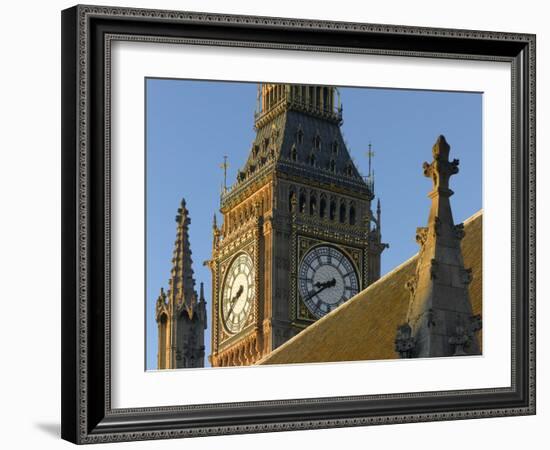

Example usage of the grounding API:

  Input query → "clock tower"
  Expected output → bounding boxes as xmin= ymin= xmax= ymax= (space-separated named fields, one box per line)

xmin=208 ymin=84 xmax=387 ymax=367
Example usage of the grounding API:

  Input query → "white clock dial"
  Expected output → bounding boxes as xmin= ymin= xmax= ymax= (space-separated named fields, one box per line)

xmin=221 ymin=253 xmax=254 ymax=334
xmin=298 ymin=245 xmax=359 ymax=319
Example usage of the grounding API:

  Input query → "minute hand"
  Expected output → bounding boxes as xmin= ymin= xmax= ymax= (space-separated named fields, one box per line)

xmin=305 ymin=278 xmax=336 ymax=302
xmin=225 ymin=286 xmax=244 ymax=320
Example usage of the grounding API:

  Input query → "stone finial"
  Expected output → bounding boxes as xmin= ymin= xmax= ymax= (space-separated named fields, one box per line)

xmin=155 ymin=287 xmax=168 ymax=316
xmin=212 ymin=213 xmax=220 ymax=251
xmin=176 ymin=198 xmax=190 ymax=224
xmin=422 ymin=135 xmax=460 ymax=194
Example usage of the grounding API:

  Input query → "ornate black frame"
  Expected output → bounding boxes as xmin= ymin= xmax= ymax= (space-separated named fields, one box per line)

xmin=61 ymin=4 xmax=536 ymax=444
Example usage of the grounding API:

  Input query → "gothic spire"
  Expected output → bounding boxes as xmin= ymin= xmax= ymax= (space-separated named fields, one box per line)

xmin=157 ymin=199 xmax=207 ymax=369
xmin=395 ymin=136 xmax=481 ymax=358
xmin=168 ymin=198 xmax=196 ymax=313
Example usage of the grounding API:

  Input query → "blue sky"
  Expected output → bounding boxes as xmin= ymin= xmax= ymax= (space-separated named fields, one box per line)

xmin=145 ymin=79 xmax=482 ymax=370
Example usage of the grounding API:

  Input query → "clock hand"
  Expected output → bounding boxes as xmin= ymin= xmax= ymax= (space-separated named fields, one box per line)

xmin=225 ymin=285 xmax=244 ymax=320
xmin=304 ymin=285 xmax=328 ymax=302
xmin=305 ymin=278 xmax=337 ymax=302
xmin=224 ymin=299 xmax=237 ymax=321
xmin=313 ymin=278 xmax=337 ymax=289
xmin=232 ymin=285 xmax=244 ymax=302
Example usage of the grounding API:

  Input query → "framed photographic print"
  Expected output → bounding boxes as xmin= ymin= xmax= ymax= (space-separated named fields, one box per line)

xmin=61 ymin=5 xmax=536 ymax=444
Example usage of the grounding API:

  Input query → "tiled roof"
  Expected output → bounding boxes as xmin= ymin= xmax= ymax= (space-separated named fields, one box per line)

xmin=258 ymin=210 xmax=483 ymax=365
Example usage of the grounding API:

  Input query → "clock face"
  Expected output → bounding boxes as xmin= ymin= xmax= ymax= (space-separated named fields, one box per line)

xmin=298 ymin=245 xmax=360 ymax=319
xmin=221 ymin=253 xmax=254 ymax=334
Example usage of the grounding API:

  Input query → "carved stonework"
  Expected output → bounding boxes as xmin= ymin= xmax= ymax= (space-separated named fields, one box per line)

xmin=395 ymin=324 xmax=416 ymax=358
xmin=461 ymin=268 xmax=473 ymax=285
xmin=405 ymin=276 xmax=417 ymax=297
xmin=415 ymin=227 xmax=428 ymax=246
xmin=398 ymin=136 xmax=481 ymax=359
xmin=453 ymin=223 xmax=465 ymax=240
xmin=470 ymin=314 xmax=482 ymax=333
xmin=449 ymin=324 xmax=470 ymax=356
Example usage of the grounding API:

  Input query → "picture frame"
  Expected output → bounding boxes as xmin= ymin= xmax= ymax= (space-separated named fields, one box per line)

xmin=61 ymin=4 xmax=536 ymax=444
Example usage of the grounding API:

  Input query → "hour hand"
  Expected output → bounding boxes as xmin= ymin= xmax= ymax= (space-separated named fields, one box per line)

xmin=313 ymin=278 xmax=336 ymax=289
xmin=306 ymin=278 xmax=336 ymax=301
xmin=232 ymin=285 xmax=244 ymax=302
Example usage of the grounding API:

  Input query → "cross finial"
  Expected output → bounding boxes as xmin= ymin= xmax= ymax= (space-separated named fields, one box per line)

xmin=422 ymin=135 xmax=459 ymax=195
xmin=219 ymin=155 xmax=229 ymax=193
xmin=366 ymin=142 xmax=375 ymax=178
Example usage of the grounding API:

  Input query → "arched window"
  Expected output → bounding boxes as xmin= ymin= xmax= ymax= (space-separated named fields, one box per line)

xmin=349 ymin=205 xmax=356 ymax=225
xmin=290 ymin=145 xmax=297 ymax=161
xmin=289 ymin=189 xmax=296 ymax=212
xmin=296 ymin=128 xmax=304 ymax=144
xmin=314 ymin=135 xmax=321 ymax=150
xmin=346 ymin=164 xmax=353 ymax=176
xmin=299 ymin=192 xmax=306 ymax=213
xmin=332 ymin=141 xmax=339 ymax=154
xmin=309 ymin=153 xmax=316 ymax=166
xmin=339 ymin=203 xmax=346 ymax=223
xmin=320 ymin=196 xmax=327 ymax=218
xmin=329 ymin=200 xmax=336 ymax=221
xmin=309 ymin=194 xmax=317 ymax=215
xmin=330 ymin=159 xmax=336 ymax=173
